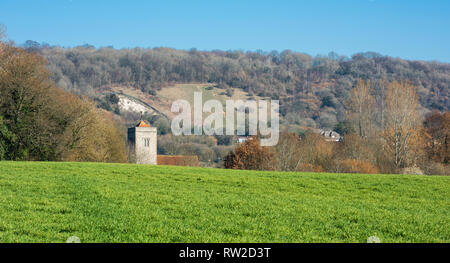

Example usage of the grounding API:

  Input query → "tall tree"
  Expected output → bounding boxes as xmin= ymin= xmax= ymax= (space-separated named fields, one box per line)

xmin=374 ymin=79 xmax=388 ymax=130
xmin=0 ymin=43 xmax=127 ymax=162
xmin=382 ymin=81 xmax=424 ymax=169
xmin=347 ymin=79 xmax=376 ymax=138
xmin=273 ymin=132 xmax=301 ymax=171
xmin=0 ymin=116 xmax=14 ymax=160
xmin=424 ymin=110 xmax=449 ymax=164
xmin=0 ymin=43 xmax=56 ymax=159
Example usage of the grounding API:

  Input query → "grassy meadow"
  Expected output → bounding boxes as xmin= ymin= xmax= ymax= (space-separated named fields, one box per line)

xmin=0 ymin=161 xmax=448 ymax=243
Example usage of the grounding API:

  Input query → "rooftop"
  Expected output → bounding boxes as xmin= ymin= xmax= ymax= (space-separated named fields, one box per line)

xmin=136 ymin=121 xmax=150 ymax=127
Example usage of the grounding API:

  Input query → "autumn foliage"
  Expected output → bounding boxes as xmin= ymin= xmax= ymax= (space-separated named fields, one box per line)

xmin=337 ymin=159 xmax=379 ymax=174
xmin=224 ymin=137 xmax=274 ymax=170
xmin=424 ymin=110 xmax=449 ymax=164
xmin=0 ymin=42 xmax=127 ymax=162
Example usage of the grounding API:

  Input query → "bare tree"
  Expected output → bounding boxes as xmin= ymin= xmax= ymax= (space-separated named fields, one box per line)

xmin=347 ymin=79 xmax=376 ymax=138
xmin=273 ymin=132 xmax=301 ymax=171
xmin=374 ymin=78 xmax=388 ymax=130
xmin=382 ymin=81 xmax=423 ymax=169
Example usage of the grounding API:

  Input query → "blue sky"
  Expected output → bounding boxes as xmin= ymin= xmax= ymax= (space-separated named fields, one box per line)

xmin=1 ymin=0 xmax=449 ymax=62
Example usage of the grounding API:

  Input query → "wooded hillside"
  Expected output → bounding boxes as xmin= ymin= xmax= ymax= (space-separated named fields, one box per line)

xmin=25 ymin=43 xmax=449 ymax=129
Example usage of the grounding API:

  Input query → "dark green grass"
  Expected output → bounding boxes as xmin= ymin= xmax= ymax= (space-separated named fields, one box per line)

xmin=0 ymin=161 xmax=448 ymax=243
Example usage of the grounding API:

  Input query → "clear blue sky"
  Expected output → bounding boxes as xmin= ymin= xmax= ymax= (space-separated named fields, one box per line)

xmin=1 ymin=0 xmax=449 ymax=62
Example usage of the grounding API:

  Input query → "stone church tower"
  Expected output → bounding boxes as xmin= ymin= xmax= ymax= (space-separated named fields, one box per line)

xmin=128 ymin=121 xmax=157 ymax=165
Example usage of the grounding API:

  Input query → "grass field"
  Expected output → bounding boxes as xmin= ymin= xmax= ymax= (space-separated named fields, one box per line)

xmin=0 ymin=161 xmax=449 ymax=243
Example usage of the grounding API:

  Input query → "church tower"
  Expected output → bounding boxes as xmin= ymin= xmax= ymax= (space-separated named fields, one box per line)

xmin=128 ymin=121 xmax=157 ymax=165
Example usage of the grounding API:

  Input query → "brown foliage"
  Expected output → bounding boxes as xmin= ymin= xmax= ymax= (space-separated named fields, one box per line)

xmin=224 ymin=137 xmax=274 ymax=171
xmin=273 ymin=132 xmax=302 ymax=171
xmin=401 ymin=166 xmax=424 ymax=175
xmin=422 ymin=162 xmax=449 ymax=176
xmin=270 ymin=131 xmax=335 ymax=173
xmin=224 ymin=81 xmax=441 ymax=175
xmin=335 ymin=133 xmax=376 ymax=163
xmin=36 ymin=43 xmax=450 ymax=129
xmin=296 ymin=163 xmax=325 ymax=173
xmin=348 ymin=79 xmax=377 ymax=138
xmin=56 ymin=98 xmax=128 ymax=163
xmin=297 ymin=132 xmax=335 ymax=171
xmin=0 ymin=43 xmax=127 ymax=162
xmin=381 ymin=81 xmax=425 ymax=170
xmin=424 ymin=110 xmax=449 ymax=164
xmin=338 ymin=159 xmax=379 ymax=174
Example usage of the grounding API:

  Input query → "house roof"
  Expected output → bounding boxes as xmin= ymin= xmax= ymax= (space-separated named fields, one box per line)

xmin=136 ymin=121 xmax=150 ymax=127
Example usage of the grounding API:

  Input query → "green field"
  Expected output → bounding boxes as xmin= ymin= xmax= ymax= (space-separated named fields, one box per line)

xmin=0 ymin=161 xmax=448 ymax=243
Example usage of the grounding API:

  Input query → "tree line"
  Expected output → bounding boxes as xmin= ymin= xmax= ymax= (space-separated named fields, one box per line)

xmin=0 ymin=42 xmax=127 ymax=162
xmin=22 ymin=43 xmax=449 ymax=131
xmin=225 ymin=81 xmax=449 ymax=175
xmin=1 ymin=32 xmax=448 ymax=173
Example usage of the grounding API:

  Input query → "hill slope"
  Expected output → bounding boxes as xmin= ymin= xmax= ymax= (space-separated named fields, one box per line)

xmin=0 ymin=162 xmax=448 ymax=243
xmin=104 ymin=83 xmax=265 ymax=120
xmin=39 ymin=46 xmax=450 ymax=129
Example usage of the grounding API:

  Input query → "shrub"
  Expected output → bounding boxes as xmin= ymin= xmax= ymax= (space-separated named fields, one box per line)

xmin=298 ymin=132 xmax=335 ymax=171
xmin=224 ymin=137 xmax=274 ymax=170
xmin=338 ymin=159 xmax=379 ymax=174
xmin=273 ymin=132 xmax=301 ymax=171
xmin=401 ymin=166 xmax=424 ymax=175
xmin=334 ymin=121 xmax=355 ymax=135
xmin=422 ymin=162 xmax=449 ymax=176
xmin=296 ymin=163 xmax=325 ymax=173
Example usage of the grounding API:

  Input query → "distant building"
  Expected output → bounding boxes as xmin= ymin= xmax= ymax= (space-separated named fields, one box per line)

xmin=236 ymin=136 xmax=255 ymax=144
xmin=128 ymin=121 xmax=157 ymax=164
xmin=237 ymin=137 xmax=249 ymax=144
xmin=317 ymin=129 xmax=342 ymax=142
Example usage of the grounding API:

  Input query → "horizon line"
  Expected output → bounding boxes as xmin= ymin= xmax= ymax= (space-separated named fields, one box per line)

xmin=12 ymin=39 xmax=450 ymax=64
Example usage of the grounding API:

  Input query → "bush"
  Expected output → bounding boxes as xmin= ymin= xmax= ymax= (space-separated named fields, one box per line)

xmin=401 ymin=166 xmax=424 ymax=175
xmin=334 ymin=121 xmax=355 ymax=135
xmin=338 ymin=159 xmax=379 ymax=174
xmin=224 ymin=137 xmax=274 ymax=171
xmin=296 ymin=163 xmax=324 ymax=173
xmin=422 ymin=162 xmax=449 ymax=176
xmin=0 ymin=116 xmax=14 ymax=160
xmin=212 ymin=145 xmax=234 ymax=164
